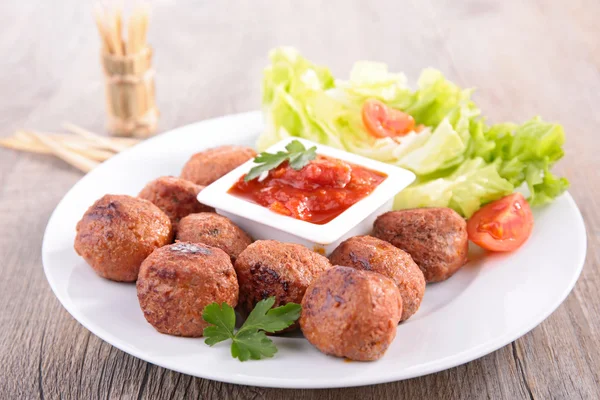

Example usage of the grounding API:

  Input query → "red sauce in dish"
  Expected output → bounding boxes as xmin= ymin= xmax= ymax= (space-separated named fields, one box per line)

xmin=229 ymin=155 xmax=387 ymax=225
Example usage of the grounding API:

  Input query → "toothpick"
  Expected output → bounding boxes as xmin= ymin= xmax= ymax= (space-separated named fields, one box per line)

xmin=28 ymin=132 xmax=99 ymax=173
xmin=62 ymin=122 xmax=130 ymax=153
xmin=94 ymin=5 xmax=113 ymax=54
xmin=138 ymin=4 xmax=150 ymax=50
xmin=115 ymin=7 xmax=125 ymax=55
xmin=0 ymin=136 xmax=49 ymax=154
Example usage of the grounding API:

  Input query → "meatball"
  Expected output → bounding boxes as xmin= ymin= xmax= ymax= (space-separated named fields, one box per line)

xmin=329 ymin=235 xmax=425 ymax=322
xmin=373 ymin=208 xmax=468 ymax=283
xmin=74 ymin=194 xmax=173 ymax=282
xmin=176 ymin=212 xmax=252 ymax=262
xmin=180 ymin=145 xmax=256 ymax=186
xmin=137 ymin=242 xmax=238 ymax=337
xmin=300 ymin=266 xmax=402 ymax=361
xmin=138 ymin=176 xmax=214 ymax=231
xmin=234 ymin=240 xmax=332 ymax=328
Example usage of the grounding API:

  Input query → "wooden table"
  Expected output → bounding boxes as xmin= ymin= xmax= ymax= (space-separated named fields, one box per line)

xmin=1 ymin=1 xmax=599 ymax=398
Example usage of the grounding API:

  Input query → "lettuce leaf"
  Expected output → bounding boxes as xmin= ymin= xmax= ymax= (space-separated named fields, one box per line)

xmin=490 ymin=118 xmax=569 ymax=205
xmin=258 ymin=47 xmax=338 ymax=151
xmin=259 ymin=47 xmax=569 ymax=216
xmin=402 ymin=69 xmax=478 ymax=129
xmin=395 ymin=118 xmax=466 ymax=175
xmin=395 ymin=158 xmax=514 ymax=217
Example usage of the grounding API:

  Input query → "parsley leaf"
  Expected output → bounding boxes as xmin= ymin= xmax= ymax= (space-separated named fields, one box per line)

xmin=285 ymin=140 xmax=306 ymax=153
xmin=231 ymin=330 xmax=278 ymax=361
xmin=238 ymin=297 xmax=302 ymax=334
xmin=202 ymin=303 xmax=235 ymax=346
xmin=202 ymin=297 xmax=302 ymax=361
xmin=237 ymin=298 xmax=301 ymax=335
xmin=244 ymin=140 xmax=317 ymax=181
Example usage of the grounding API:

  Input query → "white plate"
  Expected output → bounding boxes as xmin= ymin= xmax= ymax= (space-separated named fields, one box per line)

xmin=42 ymin=111 xmax=587 ymax=389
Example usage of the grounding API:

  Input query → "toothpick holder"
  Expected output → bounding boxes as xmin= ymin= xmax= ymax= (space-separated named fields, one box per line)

xmin=101 ymin=47 xmax=158 ymax=137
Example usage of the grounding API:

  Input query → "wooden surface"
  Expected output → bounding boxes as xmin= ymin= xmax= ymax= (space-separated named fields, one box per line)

xmin=1 ymin=0 xmax=599 ymax=398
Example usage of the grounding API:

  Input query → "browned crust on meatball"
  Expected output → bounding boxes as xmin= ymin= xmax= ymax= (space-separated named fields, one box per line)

xmin=234 ymin=240 xmax=332 ymax=331
xmin=136 ymin=242 xmax=238 ymax=337
xmin=138 ymin=176 xmax=214 ymax=231
xmin=74 ymin=194 xmax=173 ymax=282
xmin=180 ymin=145 xmax=257 ymax=186
xmin=300 ymin=266 xmax=402 ymax=361
xmin=373 ymin=208 xmax=468 ymax=283
xmin=329 ymin=235 xmax=425 ymax=322
xmin=176 ymin=212 xmax=252 ymax=262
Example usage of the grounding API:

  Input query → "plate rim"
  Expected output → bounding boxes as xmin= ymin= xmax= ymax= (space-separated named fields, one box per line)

xmin=41 ymin=110 xmax=587 ymax=389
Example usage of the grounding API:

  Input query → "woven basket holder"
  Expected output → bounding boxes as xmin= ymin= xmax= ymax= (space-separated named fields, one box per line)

xmin=102 ymin=47 xmax=159 ymax=138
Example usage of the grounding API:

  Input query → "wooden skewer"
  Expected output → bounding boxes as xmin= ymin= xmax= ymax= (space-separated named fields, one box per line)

xmin=132 ymin=9 xmax=142 ymax=54
xmin=16 ymin=130 xmax=138 ymax=150
xmin=1 ymin=132 xmax=127 ymax=161
xmin=94 ymin=5 xmax=113 ymax=54
xmin=48 ymin=133 xmax=140 ymax=147
xmin=115 ymin=7 xmax=125 ymax=56
xmin=109 ymin=10 xmax=123 ymax=56
xmin=62 ymin=122 xmax=129 ymax=152
xmin=64 ymin=143 xmax=114 ymax=161
xmin=16 ymin=130 xmax=139 ymax=148
xmin=0 ymin=137 xmax=49 ymax=154
xmin=28 ymin=132 xmax=99 ymax=173
xmin=94 ymin=3 xmax=152 ymax=56
xmin=99 ymin=4 xmax=121 ymax=57
xmin=15 ymin=131 xmax=50 ymax=150
xmin=0 ymin=124 xmax=142 ymax=170
xmin=138 ymin=5 xmax=149 ymax=51
xmin=14 ymin=130 xmax=37 ymax=144
xmin=126 ymin=10 xmax=137 ymax=55
xmin=3 ymin=138 xmax=113 ymax=162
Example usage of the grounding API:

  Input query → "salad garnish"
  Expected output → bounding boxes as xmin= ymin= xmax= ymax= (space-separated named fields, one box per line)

xmin=467 ymin=192 xmax=534 ymax=252
xmin=245 ymin=139 xmax=316 ymax=182
xmin=202 ymin=297 xmax=302 ymax=361
xmin=258 ymin=47 xmax=569 ymax=217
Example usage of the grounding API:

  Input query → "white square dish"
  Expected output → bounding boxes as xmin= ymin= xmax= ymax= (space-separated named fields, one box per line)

xmin=197 ymin=138 xmax=415 ymax=254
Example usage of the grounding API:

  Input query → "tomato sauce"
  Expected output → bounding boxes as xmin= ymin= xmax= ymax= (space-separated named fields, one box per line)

xmin=229 ymin=155 xmax=387 ymax=225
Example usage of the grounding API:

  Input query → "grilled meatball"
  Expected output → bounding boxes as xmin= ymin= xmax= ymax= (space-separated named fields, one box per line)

xmin=234 ymin=240 xmax=332 ymax=330
xmin=74 ymin=194 xmax=173 ymax=282
xmin=138 ymin=176 xmax=214 ymax=231
xmin=176 ymin=212 xmax=252 ymax=262
xmin=180 ymin=145 xmax=256 ymax=186
xmin=373 ymin=208 xmax=468 ymax=283
xmin=137 ymin=242 xmax=238 ymax=337
xmin=329 ymin=235 xmax=425 ymax=322
xmin=300 ymin=266 xmax=402 ymax=361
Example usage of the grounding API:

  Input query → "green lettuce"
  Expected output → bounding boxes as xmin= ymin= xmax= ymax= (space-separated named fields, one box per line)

xmin=395 ymin=118 xmax=466 ymax=175
xmin=486 ymin=118 xmax=569 ymax=206
xmin=259 ymin=47 xmax=569 ymax=216
xmin=395 ymin=158 xmax=514 ymax=217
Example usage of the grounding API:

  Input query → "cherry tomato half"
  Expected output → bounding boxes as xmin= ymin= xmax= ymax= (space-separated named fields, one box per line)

xmin=362 ymin=99 xmax=415 ymax=138
xmin=467 ymin=193 xmax=534 ymax=252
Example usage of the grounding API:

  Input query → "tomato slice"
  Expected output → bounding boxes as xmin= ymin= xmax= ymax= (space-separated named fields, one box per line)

xmin=362 ymin=99 xmax=415 ymax=138
xmin=467 ymin=193 xmax=534 ymax=252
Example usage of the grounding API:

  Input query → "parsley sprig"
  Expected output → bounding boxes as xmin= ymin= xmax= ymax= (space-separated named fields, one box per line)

xmin=202 ymin=297 xmax=302 ymax=361
xmin=244 ymin=140 xmax=317 ymax=182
